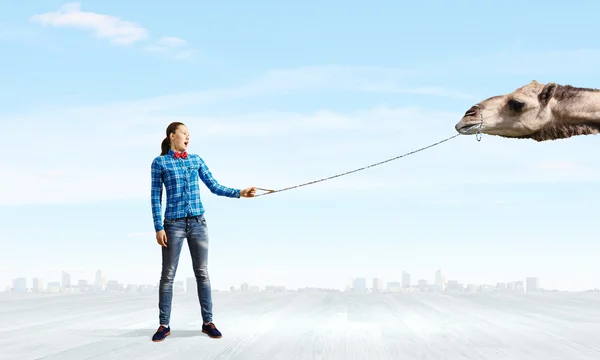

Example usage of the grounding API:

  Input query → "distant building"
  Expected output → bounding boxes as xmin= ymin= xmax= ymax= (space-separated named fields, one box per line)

xmin=264 ymin=285 xmax=286 ymax=292
xmin=479 ymin=284 xmax=495 ymax=292
xmin=446 ymin=280 xmax=463 ymax=292
xmin=526 ymin=277 xmax=540 ymax=292
xmin=61 ymin=271 xmax=71 ymax=290
xmin=505 ymin=280 xmax=525 ymax=292
xmin=48 ymin=282 xmax=61 ymax=293
xmin=94 ymin=270 xmax=105 ymax=291
xmin=387 ymin=281 xmax=401 ymax=293
xmin=435 ymin=270 xmax=446 ymax=291
xmin=139 ymin=284 xmax=154 ymax=292
xmin=32 ymin=278 xmax=43 ymax=293
xmin=352 ymin=278 xmax=366 ymax=293
xmin=402 ymin=272 xmax=410 ymax=289
xmin=372 ymin=278 xmax=383 ymax=292
xmin=12 ymin=278 xmax=27 ymax=293
xmin=418 ymin=279 xmax=427 ymax=292
xmin=78 ymin=279 xmax=90 ymax=292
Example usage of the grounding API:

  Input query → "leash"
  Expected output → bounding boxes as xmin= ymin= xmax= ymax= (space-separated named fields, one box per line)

xmin=253 ymin=133 xmax=463 ymax=197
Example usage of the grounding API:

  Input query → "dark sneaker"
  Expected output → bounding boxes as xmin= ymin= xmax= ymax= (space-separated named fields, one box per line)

xmin=152 ymin=325 xmax=170 ymax=342
xmin=202 ymin=322 xmax=222 ymax=338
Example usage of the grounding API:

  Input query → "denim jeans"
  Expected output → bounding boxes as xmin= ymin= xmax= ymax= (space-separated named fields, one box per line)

xmin=158 ymin=214 xmax=213 ymax=325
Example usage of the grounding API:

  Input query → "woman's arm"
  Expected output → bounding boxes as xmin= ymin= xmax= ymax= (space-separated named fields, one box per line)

xmin=151 ymin=158 xmax=165 ymax=231
xmin=198 ymin=157 xmax=241 ymax=198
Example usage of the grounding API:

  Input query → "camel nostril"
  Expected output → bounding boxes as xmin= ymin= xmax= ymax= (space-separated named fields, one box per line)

xmin=464 ymin=105 xmax=480 ymax=117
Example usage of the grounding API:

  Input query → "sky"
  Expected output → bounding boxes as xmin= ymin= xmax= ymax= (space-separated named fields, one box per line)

xmin=2 ymin=1 xmax=600 ymax=292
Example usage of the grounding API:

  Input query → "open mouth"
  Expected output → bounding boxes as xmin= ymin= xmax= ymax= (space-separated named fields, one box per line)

xmin=184 ymin=141 xmax=189 ymax=146
xmin=457 ymin=123 xmax=482 ymax=135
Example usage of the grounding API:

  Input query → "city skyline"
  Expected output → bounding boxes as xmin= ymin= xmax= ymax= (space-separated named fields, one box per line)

xmin=10 ymin=267 xmax=595 ymax=294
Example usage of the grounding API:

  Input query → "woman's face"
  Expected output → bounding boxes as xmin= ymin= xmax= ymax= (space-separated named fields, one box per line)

xmin=170 ymin=125 xmax=190 ymax=152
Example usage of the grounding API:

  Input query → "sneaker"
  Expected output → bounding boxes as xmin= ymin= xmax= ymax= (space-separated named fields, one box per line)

xmin=202 ymin=322 xmax=222 ymax=338
xmin=152 ymin=325 xmax=171 ymax=342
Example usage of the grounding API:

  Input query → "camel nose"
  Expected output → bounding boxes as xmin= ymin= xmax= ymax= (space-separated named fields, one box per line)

xmin=463 ymin=105 xmax=480 ymax=117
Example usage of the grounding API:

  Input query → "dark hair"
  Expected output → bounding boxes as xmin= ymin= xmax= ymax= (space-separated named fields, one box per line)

xmin=160 ymin=122 xmax=185 ymax=155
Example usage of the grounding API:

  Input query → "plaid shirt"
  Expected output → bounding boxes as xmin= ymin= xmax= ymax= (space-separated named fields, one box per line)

xmin=151 ymin=149 xmax=240 ymax=232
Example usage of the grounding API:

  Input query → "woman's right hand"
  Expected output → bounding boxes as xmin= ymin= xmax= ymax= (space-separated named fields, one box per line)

xmin=156 ymin=230 xmax=168 ymax=247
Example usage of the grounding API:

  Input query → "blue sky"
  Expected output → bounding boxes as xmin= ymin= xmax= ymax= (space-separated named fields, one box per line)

xmin=2 ymin=1 xmax=600 ymax=292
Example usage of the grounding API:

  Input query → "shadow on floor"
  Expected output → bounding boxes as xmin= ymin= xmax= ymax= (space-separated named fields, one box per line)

xmin=107 ymin=329 xmax=207 ymax=339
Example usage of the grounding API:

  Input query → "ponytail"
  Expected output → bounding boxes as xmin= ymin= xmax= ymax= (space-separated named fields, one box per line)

xmin=160 ymin=136 xmax=170 ymax=156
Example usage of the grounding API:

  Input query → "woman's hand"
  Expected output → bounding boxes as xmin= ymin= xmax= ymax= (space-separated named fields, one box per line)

xmin=156 ymin=230 xmax=168 ymax=247
xmin=240 ymin=187 xmax=257 ymax=198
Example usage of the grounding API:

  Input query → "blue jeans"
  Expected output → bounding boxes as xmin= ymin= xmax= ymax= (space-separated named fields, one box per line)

xmin=158 ymin=214 xmax=213 ymax=325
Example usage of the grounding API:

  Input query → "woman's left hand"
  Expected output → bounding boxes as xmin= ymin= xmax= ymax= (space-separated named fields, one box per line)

xmin=240 ymin=187 xmax=257 ymax=198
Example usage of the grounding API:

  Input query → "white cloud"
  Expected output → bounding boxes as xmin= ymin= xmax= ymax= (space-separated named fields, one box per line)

xmin=155 ymin=36 xmax=186 ymax=48
xmin=144 ymin=36 xmax=195 ymax=60
xmin=29 ymin=3 xmax=194 ymax=59
xmin=29 ymin=2 xmax=147 ymax=45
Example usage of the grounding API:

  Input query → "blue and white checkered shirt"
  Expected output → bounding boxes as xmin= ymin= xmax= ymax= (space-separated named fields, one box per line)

xmin=151 ymin=149 xmax=240 ymax=232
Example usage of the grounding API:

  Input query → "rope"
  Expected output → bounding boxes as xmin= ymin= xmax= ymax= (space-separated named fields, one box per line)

xmin=253 ymin=133 xmax=462 ymax=197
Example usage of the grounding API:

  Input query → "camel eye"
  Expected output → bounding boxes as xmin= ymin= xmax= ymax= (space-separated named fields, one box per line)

xmin=507 ymin=99 xmax=525 ymax=112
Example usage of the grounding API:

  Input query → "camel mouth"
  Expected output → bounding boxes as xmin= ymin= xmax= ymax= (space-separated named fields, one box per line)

xmin=456 ymin=122 xmax=482 ymax=135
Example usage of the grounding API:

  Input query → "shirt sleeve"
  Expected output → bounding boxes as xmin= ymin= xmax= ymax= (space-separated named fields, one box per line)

xmin=151 ymin=158 xmax=164 ymax=232
xmin=198 ymin=157 xmax=241 ymax=198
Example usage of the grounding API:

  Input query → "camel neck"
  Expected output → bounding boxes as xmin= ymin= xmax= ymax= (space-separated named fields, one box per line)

xmin=554 ymin=87 xmax=600 ymax=123
xmin=528 ymin=88 xmax=600 ymax=141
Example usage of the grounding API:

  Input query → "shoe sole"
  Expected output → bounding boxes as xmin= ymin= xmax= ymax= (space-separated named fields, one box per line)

xmin=152 ymin=331 xmax=171 ymax=342
xmin=202 ymin=330 xmax=222 ymax=338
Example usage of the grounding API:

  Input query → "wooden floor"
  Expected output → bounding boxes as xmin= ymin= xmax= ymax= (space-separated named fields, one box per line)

xmin=1 ymin=291 xmax=599 ymax=359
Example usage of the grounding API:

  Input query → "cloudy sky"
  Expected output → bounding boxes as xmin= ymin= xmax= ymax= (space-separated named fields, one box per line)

xmin=2 ymin=1 xmax=599 ymax=291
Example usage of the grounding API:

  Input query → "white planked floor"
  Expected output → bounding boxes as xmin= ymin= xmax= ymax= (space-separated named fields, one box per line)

xmin=1 ymin=290 xmax=599 ymax=359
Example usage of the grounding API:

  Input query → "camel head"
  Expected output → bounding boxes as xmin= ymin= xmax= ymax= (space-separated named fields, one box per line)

xmin=455 ymin=80 xmax=564 ymax=141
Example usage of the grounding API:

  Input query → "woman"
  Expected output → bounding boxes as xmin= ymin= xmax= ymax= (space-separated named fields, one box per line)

xmin=150 ymin=121 xmax=256 ymax=342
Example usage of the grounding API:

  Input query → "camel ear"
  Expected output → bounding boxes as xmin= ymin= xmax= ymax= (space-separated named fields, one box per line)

xmin=539 ymin=83 xmax=557 ymax=106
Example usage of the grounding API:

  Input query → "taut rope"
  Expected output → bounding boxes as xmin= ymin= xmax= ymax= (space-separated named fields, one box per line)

xmin=254 ymin=133 xmax=462 ymax=197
